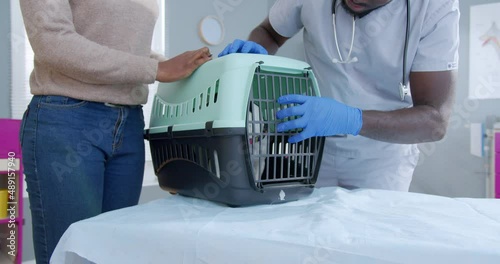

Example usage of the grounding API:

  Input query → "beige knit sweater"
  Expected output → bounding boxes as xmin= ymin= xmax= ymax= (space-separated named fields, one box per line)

xmin=20 ymin=0 xmax=166 ymax=105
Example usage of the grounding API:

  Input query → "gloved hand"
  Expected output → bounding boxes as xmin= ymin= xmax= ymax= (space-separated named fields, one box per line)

xmin=276 ymin=95 xmax=363 ymax=143
xmin=218 ymin=39 xmax=268 ymax=57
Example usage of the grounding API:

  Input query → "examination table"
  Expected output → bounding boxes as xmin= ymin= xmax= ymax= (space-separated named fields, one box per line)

xmin=50 ymin=187 xmax=500 ymax=264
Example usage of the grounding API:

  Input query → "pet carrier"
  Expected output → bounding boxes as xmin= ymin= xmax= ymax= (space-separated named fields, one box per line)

xmin=144 ymin=53 xmax=325 ymax=206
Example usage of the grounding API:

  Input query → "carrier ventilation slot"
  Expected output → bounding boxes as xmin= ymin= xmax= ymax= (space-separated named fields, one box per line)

xmin=247 ymin=70 xmax=322 ymax=187
xmin=152 ymin=142 xmax=220 ymax=178
xmin=152 ymin=79 xmax=221 ymax=119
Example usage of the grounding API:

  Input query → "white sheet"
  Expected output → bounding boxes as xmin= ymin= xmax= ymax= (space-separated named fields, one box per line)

xmin=51 ymin=187 xmax=500 ymax=264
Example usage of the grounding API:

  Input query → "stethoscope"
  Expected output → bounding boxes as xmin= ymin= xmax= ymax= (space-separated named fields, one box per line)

xmin=331 ymin=0 xmax=411 ymax=101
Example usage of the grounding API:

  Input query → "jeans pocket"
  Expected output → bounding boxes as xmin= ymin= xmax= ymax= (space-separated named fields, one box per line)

xmin=19 ymin=106 xmax=30 ymax=147
xmin=39 ymin=95 xmax=88 ymax=109
xmin=139 ymin=106 xmax=145 ymax=126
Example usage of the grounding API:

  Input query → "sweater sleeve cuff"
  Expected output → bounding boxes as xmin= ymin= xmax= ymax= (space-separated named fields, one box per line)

xmin=140 ymin=57 xmax=159 ymax=84
xmin=150 ymin=50 xmax=169 ymax=62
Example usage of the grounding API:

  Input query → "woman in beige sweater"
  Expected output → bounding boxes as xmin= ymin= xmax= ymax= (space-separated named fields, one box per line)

xmin=19 ymin=1 xmax=211 ymax=263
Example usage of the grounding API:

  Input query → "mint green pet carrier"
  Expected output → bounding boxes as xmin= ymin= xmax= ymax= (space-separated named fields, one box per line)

xmin=144 ymin=53 xmax=325 ymax=206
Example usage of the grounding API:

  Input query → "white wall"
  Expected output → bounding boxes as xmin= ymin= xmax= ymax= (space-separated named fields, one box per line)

xmin=166 ymin=0 xmax=269 ymax=58
xmin=0 ymin=0 xmax=10 ymax=118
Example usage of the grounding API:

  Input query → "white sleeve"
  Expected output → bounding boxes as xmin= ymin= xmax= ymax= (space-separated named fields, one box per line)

xmin=412 ymin=0 xmax=460 ymax=72
xmin=269 ymin=0 xmax=304 ymax=38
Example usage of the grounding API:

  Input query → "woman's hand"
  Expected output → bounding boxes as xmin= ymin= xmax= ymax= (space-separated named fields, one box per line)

xmin=156 ymin=47 xmax=212 ymax=82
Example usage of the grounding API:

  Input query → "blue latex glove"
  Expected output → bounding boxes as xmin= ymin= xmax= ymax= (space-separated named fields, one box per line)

xmin=276 ymin=95 xmax=363 ymax=143
xmin=218 ymin=39 xmax=268 ymax=57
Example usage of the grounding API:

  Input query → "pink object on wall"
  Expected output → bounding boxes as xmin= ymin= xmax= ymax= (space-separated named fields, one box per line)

xmin=0 ymin=119 xmax=24 ymax=263
xmin=496 ymin=133 xmax=500 ymax=199
xmin=496 ymin=133 xmax=500 ymax=152
xmin=496 ymin=157 xmax=500 ymax=174
xmin=496 ymin=180 xmax=500 ymax=199
xmin=0 ymin=119 xmax=21 ymax=159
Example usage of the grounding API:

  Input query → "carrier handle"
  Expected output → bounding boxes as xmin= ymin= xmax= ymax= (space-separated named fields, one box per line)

xmin=256 ymin=63 xmax=311 ymax=76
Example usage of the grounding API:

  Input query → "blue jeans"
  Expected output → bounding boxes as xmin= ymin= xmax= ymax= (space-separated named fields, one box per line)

xmin=20 ymin=95 xmax=145 ymax=264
